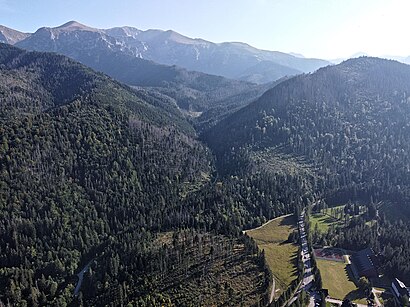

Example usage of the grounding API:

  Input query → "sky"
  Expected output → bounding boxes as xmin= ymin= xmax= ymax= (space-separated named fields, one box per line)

xmin=1 ymin=0 xmax=410 ymax=60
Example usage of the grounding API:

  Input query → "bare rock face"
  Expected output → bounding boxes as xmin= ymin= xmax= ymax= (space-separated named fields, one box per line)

xmin=0 ymin=25 xmax=30 ymax=44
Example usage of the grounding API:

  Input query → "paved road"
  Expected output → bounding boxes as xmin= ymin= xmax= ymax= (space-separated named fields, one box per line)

xmin=299 ymin=212 xmax=314 ymax=290
xmin=287 ymin=210 xmax=315 ymax=306
xmin=292 ymin=206 xmax=378 ymax=307
xmin=308 ymin=296 xmax=315 ymax=307
xmin=372 ymin=288 xmax=382 ymax=306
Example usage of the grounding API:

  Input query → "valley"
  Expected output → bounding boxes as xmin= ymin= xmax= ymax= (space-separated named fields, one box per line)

xmin=1 ymin=13 xmax=410 ymax=307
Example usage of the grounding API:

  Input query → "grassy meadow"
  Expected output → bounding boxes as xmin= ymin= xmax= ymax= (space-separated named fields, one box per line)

xmin=246 ymin=214 xmax=298 ymax=298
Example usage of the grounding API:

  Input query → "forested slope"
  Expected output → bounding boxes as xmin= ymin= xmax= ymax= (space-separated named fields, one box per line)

xmin=204 ymin=57 xmax=410 ymax=282
xmin=0 ymin=43 xmax=310 ymax=306
xmin=205 ymin=57 xmax=410 ymax=202
xmin=0 ymin=44 xmax=230 ymax=306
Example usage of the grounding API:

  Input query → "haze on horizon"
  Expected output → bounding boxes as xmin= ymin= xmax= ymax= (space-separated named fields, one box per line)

xmin=1 ymin=0 xmax=409 ymax=60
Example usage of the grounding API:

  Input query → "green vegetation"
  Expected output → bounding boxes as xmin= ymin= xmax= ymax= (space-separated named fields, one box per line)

xmin=16 ymin=26 xmax=270 ymax=133
xmin=311 ymin=200 xmax=410 ymax=284
xmin=1 ymin=44 xmax=302 ymax=306
xmin=203 ymin=56 xmax=410 ymax=283
xmin=0 ymin=44 xmax=216 ymax=306
xmin=310 ymin=213 xmax=339 ymax=233
xmin=317 ymin=260 xmax=367 ymax=304
xmin=86 ymin=231 xmax=267 ymax=306
xmin=5 ymin=39 xmax=410 ymax=306
xmin=250 ymin=148 xmax=314 ymax=177
xmin=246 ymin=215 xmax=298 ymax=298
xmin=310 ymin=204 xmax=366 ymax=233
xmin=379 ymin=201 xmax=410 ymax=222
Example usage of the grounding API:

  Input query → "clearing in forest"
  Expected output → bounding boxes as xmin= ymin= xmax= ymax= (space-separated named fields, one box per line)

xmin=245 ymin=214 xmax=298 ymax=298
xmin=317 ymin=258 xmax=367 ymax=304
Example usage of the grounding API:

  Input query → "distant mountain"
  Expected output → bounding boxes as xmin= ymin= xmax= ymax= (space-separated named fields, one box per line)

xmin=11 ymin=21 xmax=267 ymax=131
xmin=381 ymin=55 xmax=410 ymax=65
xmin=289 ymin=52 xmax=305 ymax=58
xmin=102 ymin=26 xmax=329 ymax=83
xmin=6 ymin=21 xmax=330 ymax=84
xmin=0 ymin=25 xmax=30 ymax=44
xmin=331 ymin=53 xmax=410 ymax=66
xmin=237 ymin=60 xmax=300 ymax=84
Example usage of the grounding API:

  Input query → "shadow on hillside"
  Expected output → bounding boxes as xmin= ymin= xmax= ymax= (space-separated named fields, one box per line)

xmin=318 ymin=215 xmax=339 ymax=224
xmin=279 ymin=215 xmax=297 ymax=227
xmin=290 ymin=249 xmax=300 ymax=277
xmin=344 ymin=264 xmax=367 ymax=303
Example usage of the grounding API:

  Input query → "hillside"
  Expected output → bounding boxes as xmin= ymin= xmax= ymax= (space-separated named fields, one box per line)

xmin=0 ymin=43 xmax=193 ymax=133
xmin=204 ymin=57 xmax=410 ymax=282
xmin=0 ymin=44 xmax=314 ymax=305
xmin=206 ymin=57 xmax=410 ymax=201
xmin=0 ymin=44 xmax=245 ymax=306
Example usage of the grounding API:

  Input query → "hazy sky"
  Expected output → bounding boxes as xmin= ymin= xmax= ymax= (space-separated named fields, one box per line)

xmin=1 ymin=0 xmax=409 ymax=59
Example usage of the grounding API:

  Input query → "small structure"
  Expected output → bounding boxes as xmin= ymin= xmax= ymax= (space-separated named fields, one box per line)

xmin=392 ymin=278 xmax=410 ymax=305
xmin=350 ymin=247 xmax=378 ymax=278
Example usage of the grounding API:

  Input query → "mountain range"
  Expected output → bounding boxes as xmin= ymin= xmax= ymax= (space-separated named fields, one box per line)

xmin=2 ymin=20 xmax=329 ymax=84
xmin=2 ymin=21 xmax=289 ymax=131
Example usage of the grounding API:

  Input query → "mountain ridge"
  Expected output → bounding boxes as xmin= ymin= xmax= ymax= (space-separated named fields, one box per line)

xmin=204 ymin=56 xmax=410 ymax=194
xmin=11 ymin=24 xmax=271 ymax=132
xmin=5 ymin=20 xmax=330 ymax=83
xmin=0 ymin=25 xmax=30 ymax=44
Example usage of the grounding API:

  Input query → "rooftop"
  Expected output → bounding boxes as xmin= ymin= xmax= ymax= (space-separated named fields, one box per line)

xmin=351 ymin=247 xmax=376 ymax=273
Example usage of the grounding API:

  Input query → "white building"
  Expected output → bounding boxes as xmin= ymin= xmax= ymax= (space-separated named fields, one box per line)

xmin=392 ymin=278 xmax=410 ymax=305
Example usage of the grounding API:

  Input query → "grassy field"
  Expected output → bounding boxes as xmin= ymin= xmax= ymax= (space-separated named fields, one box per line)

xmin=310 ymin=213 xmax=339 ymax=232
xmin=246 ymin=214 xmax=298 ymax=298
xmin=310 ymin=204 xmax=367 ymax=233
xmin=317 ymin=259 xmax=367 ymax=304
